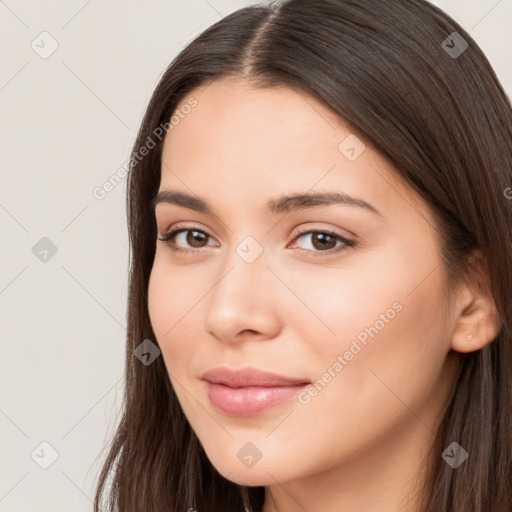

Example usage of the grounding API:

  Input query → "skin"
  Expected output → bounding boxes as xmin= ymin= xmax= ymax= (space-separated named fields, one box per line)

xmin=147 ymin=76 xmax=502 ymax=512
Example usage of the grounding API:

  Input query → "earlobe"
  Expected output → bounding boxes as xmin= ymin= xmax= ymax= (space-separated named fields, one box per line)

xmin=451 ymin=302 xmax=501 ymax=353
xmin=450 ymin=255 xmax=503 ymax=353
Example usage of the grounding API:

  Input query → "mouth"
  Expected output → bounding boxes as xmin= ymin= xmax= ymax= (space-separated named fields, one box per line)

xmin=204 ymin=382 xmax=309 ymax=416
xmin=201 ymin=366 xmax=310 ymax=417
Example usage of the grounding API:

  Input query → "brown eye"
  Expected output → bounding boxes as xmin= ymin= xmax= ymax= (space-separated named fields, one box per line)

xmin=157 ymin=228 xmax=218 ymax=253
xmin=309 ymin=232 xmax=338 ymax=250
xmin=185 ymin=230 xmax=208 ymax=248
xmin=291 ymin=228 xmax=356 ymax=257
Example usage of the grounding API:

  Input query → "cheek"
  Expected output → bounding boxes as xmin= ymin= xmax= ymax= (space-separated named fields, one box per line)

xmin=281 ymin=243 xmax=449 ymax=412
xmin=147 ymin=253 xmax=198 ymax=335
xmin=298 ymin=266 xmax=447 ymax=426
xmin=264 ymin=270 xmax=448 ymax=478
xmin=147 ymin=261 xmax=170 ymax=341
xmin=147 ymin=257 xmax=196 ymax=371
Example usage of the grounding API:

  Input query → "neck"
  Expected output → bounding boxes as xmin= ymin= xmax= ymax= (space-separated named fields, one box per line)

xmin=262 ymin=415 xmax=437 ymax=512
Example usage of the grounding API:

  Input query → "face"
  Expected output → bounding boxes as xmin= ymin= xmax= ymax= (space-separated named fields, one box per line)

xmin=148 ymin=77 xmax=460 ymax=487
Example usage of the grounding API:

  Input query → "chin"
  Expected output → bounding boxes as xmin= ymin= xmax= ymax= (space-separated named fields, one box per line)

xmin=207 ymin=454 xmax=281 ymax=487
xmin=221 ymin=468 xmax=275 ymax=487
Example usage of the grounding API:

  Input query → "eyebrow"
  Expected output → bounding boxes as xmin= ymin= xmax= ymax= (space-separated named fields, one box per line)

xmin=151 ymin=190 xmax=383 ymax=217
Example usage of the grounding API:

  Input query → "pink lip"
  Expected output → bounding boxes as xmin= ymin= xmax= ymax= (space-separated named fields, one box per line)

xmin=201 ymin=367 xmax=310 ymax=417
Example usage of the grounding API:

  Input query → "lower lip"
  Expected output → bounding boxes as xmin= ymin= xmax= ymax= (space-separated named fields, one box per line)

xmin=205 ymin=381 xmax=309 ymax=416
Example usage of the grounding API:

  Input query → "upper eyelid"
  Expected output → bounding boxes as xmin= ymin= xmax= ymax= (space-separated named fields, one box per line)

xmin=159 ymin=221 xmax=346 ymax=236
xmin=160 ymin=222 xmax=219 ymax=240
xmin=156 ymin=210 xmax=358 ymax=237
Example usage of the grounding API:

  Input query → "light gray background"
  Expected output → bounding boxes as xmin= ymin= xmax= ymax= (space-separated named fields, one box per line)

xmin=0 ymin=1 xmax=510 ymax=510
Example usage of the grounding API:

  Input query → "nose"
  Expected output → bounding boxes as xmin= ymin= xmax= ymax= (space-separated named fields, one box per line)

xmin=204 ymin=246 xmax=282 ymax=344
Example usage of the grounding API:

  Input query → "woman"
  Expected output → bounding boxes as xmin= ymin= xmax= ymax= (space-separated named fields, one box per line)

xmin=94 ymin=0 xmax=512 ymax=510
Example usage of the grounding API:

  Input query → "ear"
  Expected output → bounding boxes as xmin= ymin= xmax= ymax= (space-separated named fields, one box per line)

xmin=450 ymin=251 xmax=503 ymax=353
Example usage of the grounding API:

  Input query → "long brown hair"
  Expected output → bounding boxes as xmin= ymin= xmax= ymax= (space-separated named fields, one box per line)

xmin=93 ymin=1 xmax=512 ymax=510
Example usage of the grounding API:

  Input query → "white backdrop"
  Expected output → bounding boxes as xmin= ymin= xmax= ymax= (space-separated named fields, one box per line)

xmin=0 ymin=1 xmax=510 ymax=510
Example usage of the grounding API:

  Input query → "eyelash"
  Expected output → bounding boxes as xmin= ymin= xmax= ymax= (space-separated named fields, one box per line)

xmin=157 ymin=225 xmax=356 ymax=257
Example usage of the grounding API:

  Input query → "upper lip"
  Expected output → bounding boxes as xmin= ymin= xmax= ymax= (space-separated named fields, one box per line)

xmin=201 ymin=367 xmax=310 ymax=388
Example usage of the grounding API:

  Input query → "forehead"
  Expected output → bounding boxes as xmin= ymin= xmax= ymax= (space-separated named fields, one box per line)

xmin=166 ymin=77 xmax=352 ymax=160
xmin=159 ymin=77 xmax=433 ymax=227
